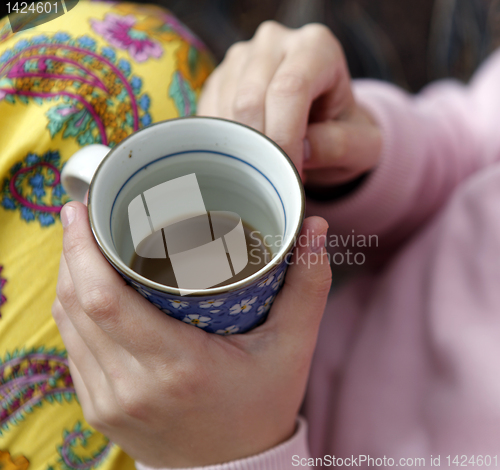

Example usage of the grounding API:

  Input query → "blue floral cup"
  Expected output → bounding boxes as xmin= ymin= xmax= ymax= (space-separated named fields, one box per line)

xmin=61 ymin=117 xmax=304 ymax=334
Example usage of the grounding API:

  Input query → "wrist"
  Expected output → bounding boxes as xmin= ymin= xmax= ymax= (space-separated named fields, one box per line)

xmin=135 ymin=417 xmax=309 ymax=470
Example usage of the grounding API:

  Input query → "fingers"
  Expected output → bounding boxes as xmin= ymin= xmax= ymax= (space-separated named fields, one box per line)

xmin=197 ymin=70 xmax=220 ymax=116
xmin=67 ymin=355 xmax=118 ymax=434
xmin=198 ymin=22 xmax=288 ymax=127
xmin=52 ymin=296 xmax=103 ymax=377
xmin=197 ymin=22 xmax=354 ymax=176
xmin=60 ymin=202 xmax=186 ymax=359
xmin=264 ymin=25 xmax=352 ymax=173
xmin=265 ymin=216 xmax=332 ymax=346
xmin=230 ymin=49 xmax=281 ymax=132
xmin=303 ymin=107 xmax=382 ymax=185
xmin=52 ymin=297 xmax=109 ymax=420
xmin=230 ymin=22 xmax=288 ymax=131
xmin=197 ymin=41 xmax=248 ymax=119
xmin=55 ymin=255 xmax=123 ymax=368
xmin=66 ymin=357 xmax=94 ymax=416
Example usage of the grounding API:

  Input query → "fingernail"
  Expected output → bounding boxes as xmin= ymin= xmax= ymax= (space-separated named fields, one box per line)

xmin=310 ymin=232 xmax=327 ymax=253
xmin=303 ymin=137 xmax=311 ymax=161
xmin=61 ymin=205 xmax=75 ymax=228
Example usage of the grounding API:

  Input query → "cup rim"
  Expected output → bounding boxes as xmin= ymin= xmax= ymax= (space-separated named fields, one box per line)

xmin=87 ymin=116 xmax=305 ymax=297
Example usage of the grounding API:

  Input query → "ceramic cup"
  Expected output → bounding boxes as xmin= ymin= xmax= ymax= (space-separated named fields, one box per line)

xmin=61 ymin=117 xmax=304 ymax=335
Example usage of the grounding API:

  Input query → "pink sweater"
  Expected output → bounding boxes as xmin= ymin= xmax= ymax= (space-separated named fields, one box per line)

xmin=137 ymin=49 xmax=500 ymax=469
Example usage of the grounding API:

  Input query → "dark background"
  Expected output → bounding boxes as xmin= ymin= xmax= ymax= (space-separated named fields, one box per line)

xmin=2 ymin=0 xmax=500 ymax=91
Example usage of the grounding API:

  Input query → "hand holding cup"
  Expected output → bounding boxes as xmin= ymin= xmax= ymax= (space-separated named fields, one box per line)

xmin=53 ymin=205 xmax=332 ymax=467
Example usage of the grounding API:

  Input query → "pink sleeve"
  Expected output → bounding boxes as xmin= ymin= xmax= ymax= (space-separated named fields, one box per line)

xmin=308 ymin=49 xmax=500 ymax=252
xmin=135 ymin=417 xmax=310 ymax=470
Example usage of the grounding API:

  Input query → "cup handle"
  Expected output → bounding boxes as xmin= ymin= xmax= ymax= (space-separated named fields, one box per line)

xmin=61 ymin=144 xmax=111 ymax=203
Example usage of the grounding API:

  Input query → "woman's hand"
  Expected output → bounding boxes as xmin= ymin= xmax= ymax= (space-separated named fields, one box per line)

xmin=53 ymin=202 xmax=332 ymax=468
xmin=197 ymin=21 xmax=381 ymax=188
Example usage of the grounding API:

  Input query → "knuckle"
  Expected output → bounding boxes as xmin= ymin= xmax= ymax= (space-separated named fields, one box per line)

xmin=51 ymin=299 xmax=65 ymax=324
xmin=56 ymin=278 xmax=77 ymax=311
xmin=162 ymin=360 xmax=209 ymax=402
xmin=256 ymin=20 xmax=283 ymax=37
xmin=80 ymin=402 xmax=107 ymax=432
xmin=269 ymin=72 xmax=309 ymax=97
xmin=225 ymin=41 xmax=246 ymax=60
xmin=301 ymin=23 xmax=334 ymax=41
xmin=80 ymin=285 xmax=119 ymax=325
xmin=93 ymin=398 xmax=122 ymax=428
xmin=114 ymin=385 xmax=147 ymax=420
xmin=233 ymin=85 xmax=264 ymax=117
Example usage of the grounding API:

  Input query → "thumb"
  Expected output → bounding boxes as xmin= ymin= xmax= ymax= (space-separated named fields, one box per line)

xmin=303 ymin=108 xmax=381 ymax=186
xmin=264 ymin=216 xmax=332 ymax=343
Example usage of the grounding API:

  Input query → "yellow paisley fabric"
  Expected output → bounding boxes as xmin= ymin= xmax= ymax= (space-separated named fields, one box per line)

xmin=0 ymin=2 xmax=214 ymax=468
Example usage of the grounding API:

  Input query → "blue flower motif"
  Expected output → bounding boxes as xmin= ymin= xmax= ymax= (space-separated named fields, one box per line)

xmin=101 ymin=47 xmax=116 ymax=61
xmin=130 ymin=76 xmax=142 ymax=92
xmin=39 ymin=213 xmax=55 ymax=226
xmin=52 ymin=185 xmax=65 ymax=198
xmin=118 ymin=59 xmax=131 ymax=76
xmin=139 ymin=94 xmax=150 ymax=111
xmin=29 ymin=173 xmax=44 ymax=188
xmin=26 ymin=153 xmax=40 ymax=165
xmin=52 ymin=32 xmax=70 ymax=43
xmin=77 ymin=36 xmax=97 ymax=49
xmin=14 ymin=39 xmax=30 ymax=51
xmin=0 ymin=50 xmax=13 ymax=63
xmin=31 ymin=188 xmax=45 ymax=198
xmin=141 ymin=114 xmax=152 ymax=127
xmin=32 ymin=187 xmax=46 ymax=198
xmin=1 ymin=197 xmax=16 ymax=210
xmin=20 ymin=206 xmax=35 ymax=221
xmin=31 ymin=35 xmax=49 ymax=44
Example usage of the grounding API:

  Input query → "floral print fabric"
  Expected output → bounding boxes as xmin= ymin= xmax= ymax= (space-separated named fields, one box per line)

xmin=0 ymin=1 xmax=214 ymax=468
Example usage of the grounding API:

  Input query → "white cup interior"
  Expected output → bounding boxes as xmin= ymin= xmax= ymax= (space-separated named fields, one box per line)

xmin=89 ymin=117 xmax=304 ymax=293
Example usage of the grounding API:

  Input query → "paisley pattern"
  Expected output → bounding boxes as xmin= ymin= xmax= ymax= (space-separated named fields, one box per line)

xmin=0 ymin=151 xmax=69 ymax=226
xmin=50 ymin=422 xmax=112 ymax=470
xmin=0 ymin=347 xmax=74 ymax=433
xmin=0 ymin=34 xmax=152 ymax=147
xmin=0 ymin=346 xmax=114 ymax=469
xmin=108 ymin=4 xmax=213 ymax=114
xmin=168 ymin=70 xmax=196 ymax=117
xmin=91 ymin=13 xmax=163 ymax=63
xmin=0 ymin=1 xmax=214 ymax=467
